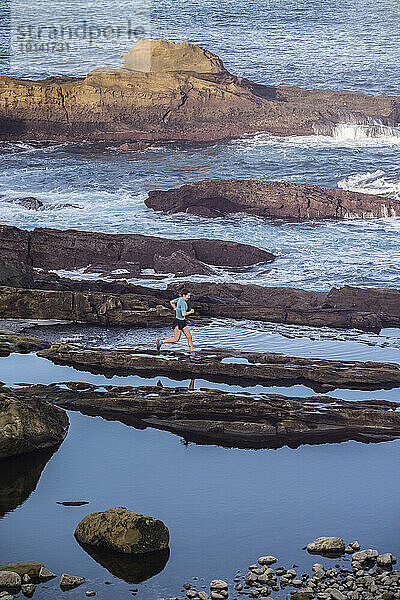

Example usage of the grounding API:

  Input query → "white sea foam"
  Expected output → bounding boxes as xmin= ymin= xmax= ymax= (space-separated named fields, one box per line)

xmin=338 ymin=170 xmax=400 ymax=200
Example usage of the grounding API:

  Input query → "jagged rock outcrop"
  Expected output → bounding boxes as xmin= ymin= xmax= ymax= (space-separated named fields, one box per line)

xmin=0 ymin=331 xmax=50 ymax=356
xmin=146 ymin=179 xmax=400 ymax=220
xmin=0 ymin=391 xmax=69 ymax=460
xmin=1 ymin=39 xmax=400 ymax=142
xmin=11 ymin=382 xmax=400 ymax=450
xmin=37 ymin=345 xmax=400 ymax=391
xmin=0 ymin=225 xmax=274 ymax=273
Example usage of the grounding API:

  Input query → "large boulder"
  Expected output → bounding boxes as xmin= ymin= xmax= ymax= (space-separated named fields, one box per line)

xmin=145 ymin=179 xmax=400 ymax=220
xmin=74 ymin=506 xmax=169 ymax=555
xmin=307 ymin=537 xmax=346 ymax=555
xmin=0 ymin=392 xmax=69 ymax=460
xmin=0 ymin=562 xmax=43 ymax=577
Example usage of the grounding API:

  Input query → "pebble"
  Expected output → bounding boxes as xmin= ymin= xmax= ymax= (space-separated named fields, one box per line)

xmin=86 ymin=592 xmax=96 ymax=597
xmin=38 ymin=566 xmax=56 ymax=581
xmin=257 ymin=556 xmax=277 ymax=566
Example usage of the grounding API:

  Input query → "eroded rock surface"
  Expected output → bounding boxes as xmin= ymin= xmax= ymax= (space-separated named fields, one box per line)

xmin=8 ymin=382 xmax=400 ymax=449
xmin=0 ymin=391 xmax=69 ymax=460
xmin=146 ymin=179 xmax=400 ymax=220
xmin=74 ymin=506 xmax=169 ymax=555
xmin=0 ymin=225 xmax=274 ymax=273
xmin=1 ymin=39 xmax=400 ymax=142
xmin=34 ymin=345 xmax=400 ymax=391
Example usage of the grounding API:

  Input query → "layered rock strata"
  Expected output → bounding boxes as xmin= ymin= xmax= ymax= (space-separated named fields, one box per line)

xmin=37 ymin=346 xmax=400 ymax=391
xmin=1 ymin=39 xmax=400 ymax=142
xmin=10 ymin=382 xmax=400 ymax=449
xmin=146 ymin=179 xmax=400 ymax=220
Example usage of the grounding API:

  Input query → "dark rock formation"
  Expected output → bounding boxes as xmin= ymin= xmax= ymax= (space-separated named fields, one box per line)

xmin=37 ymin=345 xmax=400 ymax=391
xmin=12 ymin=382 xmax=400 ymax=450
xmin=74 ymin=506 xmax=170 ymax=555
xmin=0 ymin=391 xmax=69 ymax=460
xmin=10 ymin=197 xmax=43 ymax=210
xmin=0 ymin=449 xmax=56 ymax=517
xmin=0 ymin=257 xmax=34 ymax=288
xmin=146 ymin=179 xmax=400 ymax=220
xmin=0 ymin=225 xmax=274 ymax=274
xmin=1 ymin=40 xmax=400 ymax=142
xmin=153 ymin=250 xmax=217 ymax=276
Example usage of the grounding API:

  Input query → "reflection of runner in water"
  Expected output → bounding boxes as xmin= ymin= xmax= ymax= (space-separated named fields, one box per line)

xmin=156 ymin=291 xmax=195 ymax=355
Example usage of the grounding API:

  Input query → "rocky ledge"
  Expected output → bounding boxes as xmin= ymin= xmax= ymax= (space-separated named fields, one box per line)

xmin=5 ymin=382 xmax=400 ymax=450
xmin=37 ymin=345 xmax=400 ymax=392
xmin=1 ymin=39 xmax=400 ymax=142
xmin=146 ymin=179 xmax=400 ymax=220
xmin=0 ymin=389 xmax=69 ymax=460
xmin=0 ymin=225 xmax=274 ymax=277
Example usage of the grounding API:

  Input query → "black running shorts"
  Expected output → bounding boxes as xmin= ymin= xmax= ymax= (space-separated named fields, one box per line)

xmin=173 ymin=318 xmax=187 ymax=330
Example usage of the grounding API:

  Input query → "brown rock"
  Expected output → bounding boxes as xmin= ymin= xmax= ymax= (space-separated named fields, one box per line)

xmin=12 ymin=382 xmax=400 ymax=450
xmin=0 ymin=391 xmax=69 ymax=460
xmin=145 ymin=179 xmax=400 ymax=220
xmin=0 ymin=562 xmax=43 ymax=578
xmin=0 ymin=257 xmax=34 ymax=288
xmin=1 ymin=40 xmax=400 ymax=142
xmin=37 ymin=345 xmax=400 ymax=391
xmin=0 ymin=225 xmax=274 ymax=271
xmin=74 ymin=506 xmax=169 ymax=554
xmin=153 ymin=250 xmax=217 ymax=276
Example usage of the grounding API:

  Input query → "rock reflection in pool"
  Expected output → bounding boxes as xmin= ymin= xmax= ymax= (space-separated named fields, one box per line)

xmin=0 ymin=447 xmax=57 ymax=518
xmin=76 ymin=541 xmax=170 ymax=583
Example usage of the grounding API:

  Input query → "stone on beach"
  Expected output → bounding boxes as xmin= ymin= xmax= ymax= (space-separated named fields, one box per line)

xmin=38 ymin=566 xmax=56 ymax=580
xmin=258 ymin=556 xmax=277 ymax=566
xmin=74 ymin=506 xmax=169 ymax=555
xmin=0 ymin=571 xmax=21 ymax=588
xmin=0 ymin=562 xmax=43 ymax=578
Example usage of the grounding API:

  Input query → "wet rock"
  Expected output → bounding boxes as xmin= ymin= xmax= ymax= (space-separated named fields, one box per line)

xmin=0 ymin=331 xmax=50 ymax=357
xmin=0 ymin=225 xmax=274 ymax=272
xmin=56 ymin=500 xmax=89 ymax=506
xmin=16 ymin=379 xmax=400 ymax=450
xmin=377 ymin=553 xmax=397 ymax=569
xmin=0 ymin=391 xmax=69 ymax=460
xmin=307 ymin=537 xmax=346 ymax=556
xmin=2 ymin=40 xmax=400 ymax=143
xmin=59 ymin=573 xmax=86 ymax=589
xmin=258 ymin=556 xmax=277 ymax=566
xmin=0 ymin=571 xmax=21 ymax=588
xmin=118 ymin=142 xmax=154 ymax=151
xmin=21 ymin=583 xmax=36 ymax=597
xmin=210 ymin=581 xmax=228 ymax=590
xmin=146 ymin=179 xmax=400 ymax=220
xmin=11 ymin=197 xmax=43 ymax=210
xmin=154 ymin=250 xmax=217 ymax=277
xmin=85 ymin=592 xmax=96 ymax=597
xmin=74 ymin=506 xmax=169 ymax=554
xmin=38 ymin=344 xmax=400 ymax=391
xmin=352 ymin=549 xmax=379 ymax=566
xmin=0 ymin=562 xmax=43 ymax=578
xmin=349 ymin=541 xmax=361 ymax=551
xmin=38 ymin=566 xmax=56 ymax=581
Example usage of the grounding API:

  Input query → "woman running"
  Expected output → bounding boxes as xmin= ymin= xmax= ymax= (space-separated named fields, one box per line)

xmin=156 ymin=291 xmax=195 ymax=354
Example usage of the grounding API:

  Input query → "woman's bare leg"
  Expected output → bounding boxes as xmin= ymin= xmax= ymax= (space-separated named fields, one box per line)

xmin=183 ymin=326 xmax=194 ymax=352
xmin=162 ymin=327 xmax=182 ymax=344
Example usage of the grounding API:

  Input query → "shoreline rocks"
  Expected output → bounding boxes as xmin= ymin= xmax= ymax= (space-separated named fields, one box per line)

xmin=37 ymin=345 xmax=400 ymax=392
xmin=1 ymin=39 xmax=400 ymax=142
xmin=146 ymin=179 xmax=400 ymax=220
xmin=0 ymin=390 xmax=69 ymax=460
xmin=0 ymin=225 xmax=275 ymax=274
xmin=11 ymin=381 xmax=400 ymax=450
xmin=74 ymin=506 xmax=170 ymax=555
